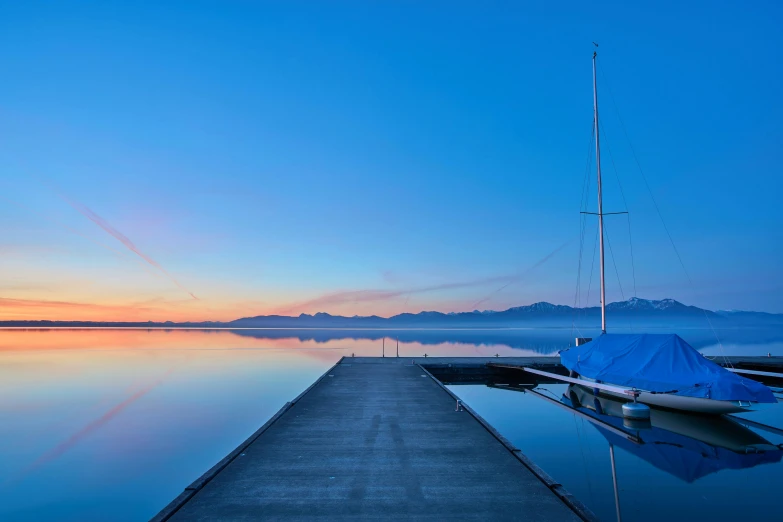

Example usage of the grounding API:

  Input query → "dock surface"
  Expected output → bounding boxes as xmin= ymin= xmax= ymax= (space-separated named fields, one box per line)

xmin=155 ymin=357 xmax=588 ymax=521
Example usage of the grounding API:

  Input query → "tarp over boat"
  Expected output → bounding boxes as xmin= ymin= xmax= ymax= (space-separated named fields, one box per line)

xmin=560 ymin=334 xmax=775 ymax=403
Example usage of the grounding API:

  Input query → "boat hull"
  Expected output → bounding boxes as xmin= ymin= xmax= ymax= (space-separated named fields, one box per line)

xmin=588 ymin=386 xmax=750 ymax=414
xmin=569 ymin=385 xmax=775 ymax=450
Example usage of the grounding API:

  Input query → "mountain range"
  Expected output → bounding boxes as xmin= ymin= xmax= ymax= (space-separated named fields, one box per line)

xmin=2 ymin=297 xmax=782 ymax=328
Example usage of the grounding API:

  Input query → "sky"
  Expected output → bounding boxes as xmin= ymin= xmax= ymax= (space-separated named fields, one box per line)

xmin=0 ymin=1 xmax=781 ymax=321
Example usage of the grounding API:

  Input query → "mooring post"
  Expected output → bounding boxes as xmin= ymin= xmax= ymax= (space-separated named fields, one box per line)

xmin=396 ymin=337 xmax=399 ymax=357
xmin=382 ymin=338 xmax=385 ymax=358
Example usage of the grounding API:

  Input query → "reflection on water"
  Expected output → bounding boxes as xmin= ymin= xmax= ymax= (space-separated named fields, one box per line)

xmin=0 ymin=327 xmax=782 ymax=521
xmin=227 ymin=327 xmax=783 ymax=355
xmin=560 ymin=384 xmax=782 ymax=488
xmin=451 ymin=382 xmax=783 ymax=522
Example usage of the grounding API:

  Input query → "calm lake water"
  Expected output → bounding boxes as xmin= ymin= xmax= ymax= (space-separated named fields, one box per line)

xmin=1 ymin=328 xmax=781 ymax=521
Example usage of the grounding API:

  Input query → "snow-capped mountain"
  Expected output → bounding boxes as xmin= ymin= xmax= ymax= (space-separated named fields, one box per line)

xmin=3 ymin=297 xmax=781 ymax=328
xmin=607 ymin=297 xmax=682 ymax=310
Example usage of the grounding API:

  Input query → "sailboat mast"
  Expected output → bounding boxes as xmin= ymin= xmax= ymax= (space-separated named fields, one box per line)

xmin=593 ymin=50 xmax=607 ymax=334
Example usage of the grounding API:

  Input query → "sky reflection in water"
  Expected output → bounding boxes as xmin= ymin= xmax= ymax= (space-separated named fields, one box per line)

xmin=452 ymin=384 xmax=782 ymax=522
xmin=0 ymin=328 xmax=781 ymax=521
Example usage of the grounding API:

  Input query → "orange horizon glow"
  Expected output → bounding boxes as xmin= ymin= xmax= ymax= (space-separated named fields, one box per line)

xmin=0 ymin=293 xmax=518 ymax=323
xmin=0 ymin=296 xmax=282 ymax=323
xmin=0 ymin=328 xmax=542 ymax=358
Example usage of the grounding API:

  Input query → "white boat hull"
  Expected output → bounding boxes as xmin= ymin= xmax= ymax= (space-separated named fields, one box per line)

xmin=569 ymin=385 xmax=776 ymax=450
xmin=524 ymin=366 xmax=759 ymax=414
xmin=588 ymin=386 xmax=751 ymax=414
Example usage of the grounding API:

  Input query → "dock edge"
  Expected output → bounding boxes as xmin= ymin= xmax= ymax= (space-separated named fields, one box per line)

xmin=150 ymin=357 xmax=346 ymax=522
xmin=151 ymin=356 xmax=598 ymax=522
xmin=417 ymin=363 xmax=600 ymax=522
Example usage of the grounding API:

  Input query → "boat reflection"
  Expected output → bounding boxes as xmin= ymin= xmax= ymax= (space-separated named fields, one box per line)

xmin=555 ymin=385 xmax=783 ymax=481
xmin=520 ymin=384 xmax=783 ymax=521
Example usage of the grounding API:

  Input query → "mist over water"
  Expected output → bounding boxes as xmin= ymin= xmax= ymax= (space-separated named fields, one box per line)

xmin=1 ymin=328 xmax=781 ymax=521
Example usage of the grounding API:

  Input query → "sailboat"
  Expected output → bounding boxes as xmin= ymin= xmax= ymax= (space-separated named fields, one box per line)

xmin=556 ymin=50 xmax=777 ymax=415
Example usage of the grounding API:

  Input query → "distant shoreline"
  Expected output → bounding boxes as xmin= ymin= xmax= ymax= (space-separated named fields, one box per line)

xmin=1 ymin=298 xmax=781 ymax=329
xmin=0 ymin=325 xmax=778 ymax=331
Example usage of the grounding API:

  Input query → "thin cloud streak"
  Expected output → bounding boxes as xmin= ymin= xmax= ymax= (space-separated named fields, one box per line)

xmin=275 ymin=277 xmax=509 ymax=315
xmin=0 ymin=297 xmax=205 ymax=322
xmin=276 ymin=240 xmax=571 ymax=314
xmin=0 ymin=297 xmax=146 ymax=311
xmin=0 ymin=194 xmax=140 ymax=265
xmin=470 ymin=240 xmax=572 ymax=310
xmin=62 ymin=196 xmax=198 ymax=300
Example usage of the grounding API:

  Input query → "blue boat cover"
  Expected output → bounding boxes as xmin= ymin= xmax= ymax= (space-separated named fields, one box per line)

xmin=560 ymin=334 xmax=775 ymax=403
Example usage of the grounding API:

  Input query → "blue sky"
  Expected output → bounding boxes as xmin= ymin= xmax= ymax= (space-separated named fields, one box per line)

xmin=0 ymin=1 xmax=781 ymax=320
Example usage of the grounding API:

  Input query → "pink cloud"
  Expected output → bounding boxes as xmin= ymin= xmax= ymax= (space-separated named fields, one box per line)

xmin=275 ymin=240 xmax=571 ymax=314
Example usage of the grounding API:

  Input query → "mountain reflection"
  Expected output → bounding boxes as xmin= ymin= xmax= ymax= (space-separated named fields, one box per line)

xmin=222 ymin=327 xmax=783 ymax=355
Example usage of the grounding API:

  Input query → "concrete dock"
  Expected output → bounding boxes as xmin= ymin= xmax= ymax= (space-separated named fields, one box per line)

xmin=153 ymin=354 xmax=782 ymax=521
xmin=153 ymin=357 xmax=594 ymax=521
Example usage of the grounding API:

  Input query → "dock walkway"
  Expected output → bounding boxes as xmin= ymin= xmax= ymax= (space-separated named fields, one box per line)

xmin=154 ymin=357 xmax=592 ymax=521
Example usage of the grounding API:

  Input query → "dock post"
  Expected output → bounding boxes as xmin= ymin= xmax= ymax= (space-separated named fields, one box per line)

xmin=382 ymin=338 xmax=385 ymax=358
xmin=396 ymin=337 xmax=399 ymax=357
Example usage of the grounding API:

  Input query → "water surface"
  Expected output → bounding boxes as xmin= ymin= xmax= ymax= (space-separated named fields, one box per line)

xmin=1 ymin=328 xmax=780 ymax=521
xmin=451 ymin=384 xmax=782 ymax=522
